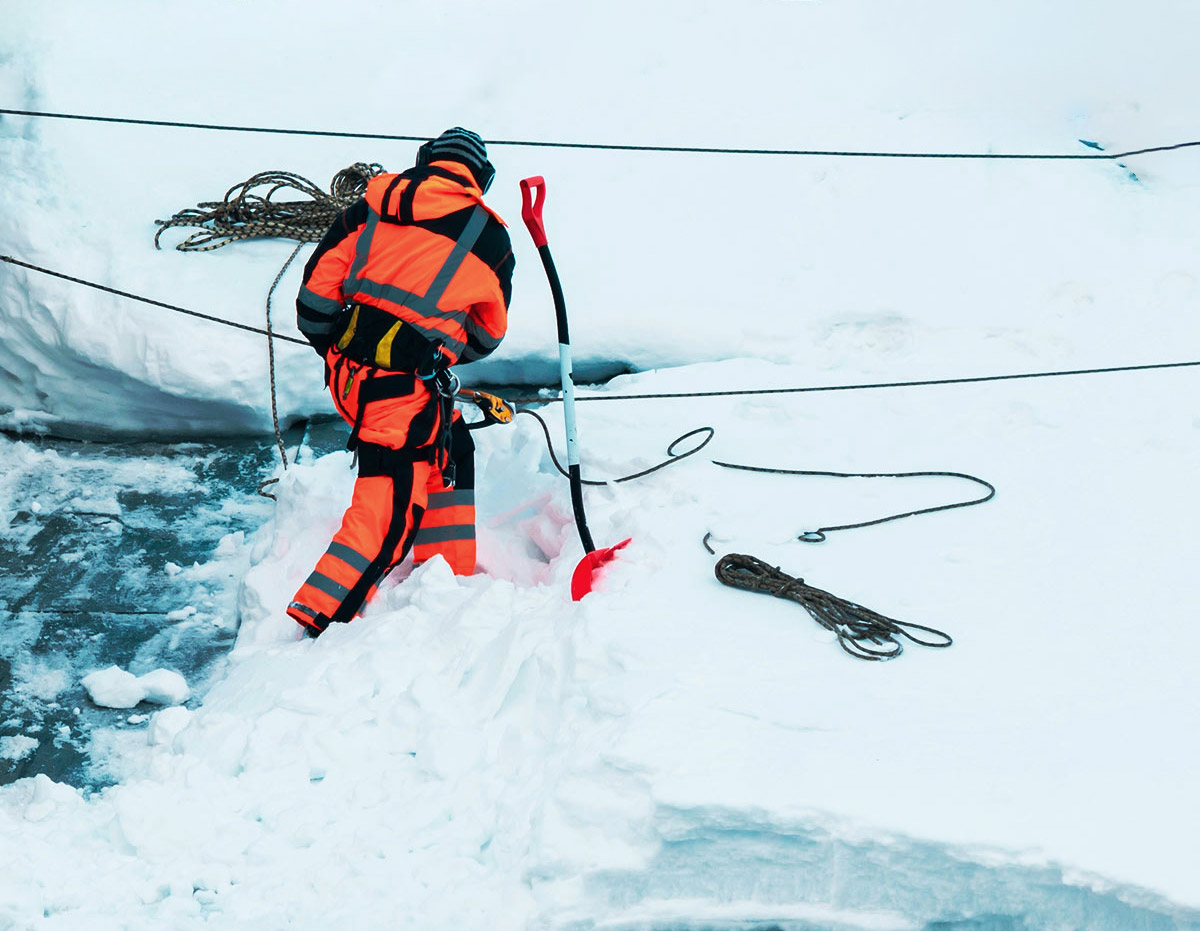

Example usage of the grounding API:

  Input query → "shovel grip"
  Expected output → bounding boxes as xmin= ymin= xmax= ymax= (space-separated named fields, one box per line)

xmin=520 ymin=176 xmax=548 ymax=247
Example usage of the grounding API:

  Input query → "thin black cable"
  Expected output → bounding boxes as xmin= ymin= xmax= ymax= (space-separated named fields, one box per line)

xmin=508 ymin=359 xmax=1200 ymax=405
xmin=709 ymin=464 xmax=996 ymax=542
xmin=2 ymin=107 xmax=1198 ymax=161
xmin=0 ymin=254 xmax=308 ymax=346
xmin=516 ymin=409 xmax=713 ymax=484
xmin=514 ymin=410 xmax=991 ymax=544
xmin=6 ymin=254 xmax=1198 ymax=412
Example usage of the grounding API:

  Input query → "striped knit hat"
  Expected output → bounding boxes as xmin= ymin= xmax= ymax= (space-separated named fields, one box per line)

xmin=418 ymin=127 xmax=495 ymax=192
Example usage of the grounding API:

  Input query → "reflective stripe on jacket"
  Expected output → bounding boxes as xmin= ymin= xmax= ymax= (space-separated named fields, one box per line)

xmin=297 ymin=161 xmax=513 ymax=365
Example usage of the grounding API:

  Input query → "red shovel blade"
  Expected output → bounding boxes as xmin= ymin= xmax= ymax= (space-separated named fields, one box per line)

xmin=570 ymin=538 xmax=632 ymax=601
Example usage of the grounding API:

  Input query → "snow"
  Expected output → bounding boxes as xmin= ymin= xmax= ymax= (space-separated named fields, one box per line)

xmin=2 ymin=0 xmax=1200 ymax=928
xmin=0 ymin=736 xmax=39 ymax=763
xmin=81 ymin=666 xmax=191 ymax=710
xmin=79 ymin=667 xmax=146 ymax=710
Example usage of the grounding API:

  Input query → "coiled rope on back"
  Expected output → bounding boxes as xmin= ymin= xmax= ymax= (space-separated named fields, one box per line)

xmin=150 ymin=162 xmax=386 ymax=493
xmin=153 ymin=163 xmax=384 ymax=251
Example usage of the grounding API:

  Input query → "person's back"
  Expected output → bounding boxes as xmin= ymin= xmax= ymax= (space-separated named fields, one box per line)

xmin=287 ymin=128 xmax=514 ymax=637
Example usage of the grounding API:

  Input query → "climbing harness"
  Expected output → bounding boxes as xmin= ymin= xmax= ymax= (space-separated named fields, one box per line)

xmin=332 ymin=303 xmax=452 ymax=376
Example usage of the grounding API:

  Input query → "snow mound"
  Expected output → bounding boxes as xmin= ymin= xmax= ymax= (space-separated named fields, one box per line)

xmin=82 ymin=666 xmax=190 ymax=710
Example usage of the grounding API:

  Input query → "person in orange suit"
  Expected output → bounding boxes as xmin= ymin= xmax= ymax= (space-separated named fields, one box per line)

xmin=287 ymin=127 xmax=514 ymax=637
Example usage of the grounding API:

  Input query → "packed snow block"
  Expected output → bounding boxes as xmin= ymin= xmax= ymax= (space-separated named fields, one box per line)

xmin=81 ymin=666 xmax=190 ymax=709
xmin=137 ymin=669 xmax=191 ymax=706
xmin=80 ymin=667 xmax=145 ymax=709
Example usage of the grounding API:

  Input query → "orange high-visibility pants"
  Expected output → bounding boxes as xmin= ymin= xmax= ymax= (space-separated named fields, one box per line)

xmin=287 ymin=453 xmax=433 ymax=634
xmin=288 ymin=349 xmax=446 ymax=635
xmin=413 ymin=416 xmax=476 ymax=575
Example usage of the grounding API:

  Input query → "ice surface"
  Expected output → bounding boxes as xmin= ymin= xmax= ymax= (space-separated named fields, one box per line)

xmin=1 ymin=0 xmax=1199 ymax=928
xmin=0 ymin=432 xmax=276 ymax=788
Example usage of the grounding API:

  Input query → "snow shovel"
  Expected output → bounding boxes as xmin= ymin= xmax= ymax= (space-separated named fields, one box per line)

xmin=519 ymin=176 xmax=631 ymax=600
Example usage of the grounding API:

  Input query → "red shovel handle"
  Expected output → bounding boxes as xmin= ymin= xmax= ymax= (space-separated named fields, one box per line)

xmin=520 ymin=176 xmax=548 ymax=247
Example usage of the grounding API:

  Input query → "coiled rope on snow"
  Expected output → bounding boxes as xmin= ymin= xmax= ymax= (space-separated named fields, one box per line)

xmin=713 ymin=553 xmax=953 ymax=660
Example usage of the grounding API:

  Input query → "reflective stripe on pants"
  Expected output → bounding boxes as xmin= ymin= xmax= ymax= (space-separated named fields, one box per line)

xmin=413 ymin=417 xmax=476 ymax=576
xmin=412 ymin=488 xmax=475 ymax=575
xmin=287 ymin=459 xmax=432 ymax=633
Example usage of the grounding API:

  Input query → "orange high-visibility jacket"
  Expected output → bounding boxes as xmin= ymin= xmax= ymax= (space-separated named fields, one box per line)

xmin=297 ymin=161 xmax=513 ymax=366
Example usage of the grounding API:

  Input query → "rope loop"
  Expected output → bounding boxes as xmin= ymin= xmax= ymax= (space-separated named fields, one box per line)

xmin=666 ymin=426 xmax=716 ymax=459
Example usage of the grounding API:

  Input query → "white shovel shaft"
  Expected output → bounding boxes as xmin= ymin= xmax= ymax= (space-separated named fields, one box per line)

xmin=558 ymin=342 xmax=580 ymax=467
